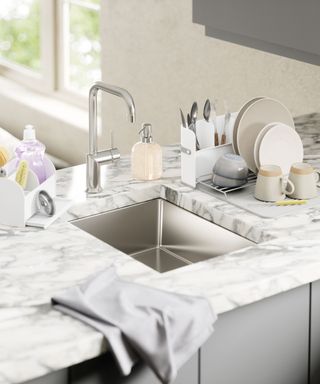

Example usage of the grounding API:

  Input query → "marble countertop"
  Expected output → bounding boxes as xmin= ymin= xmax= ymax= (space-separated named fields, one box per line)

xmin=1 ymin=113 xmax=320 ymax=384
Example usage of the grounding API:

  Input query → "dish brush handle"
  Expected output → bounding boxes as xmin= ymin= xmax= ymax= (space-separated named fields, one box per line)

xmin=214 ymin=131 xmax=219 ymax=146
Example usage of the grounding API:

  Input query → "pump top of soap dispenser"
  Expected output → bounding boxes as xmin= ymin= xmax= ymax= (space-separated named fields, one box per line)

xmin=23 ymin=124 xmax=36 ymax=141
xmin=139 ymin=123 xmax=153 ymax=143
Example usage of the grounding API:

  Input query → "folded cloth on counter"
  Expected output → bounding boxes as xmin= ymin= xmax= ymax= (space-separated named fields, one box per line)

xmin=52 ymin=267 xmax=216 ymax=384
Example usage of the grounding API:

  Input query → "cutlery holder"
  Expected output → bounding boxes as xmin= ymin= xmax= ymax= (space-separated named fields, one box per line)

xmin=181 ymin=113 xmax=236 ymax=187
xmin=0 ymin=156 xmax=56 ymax=227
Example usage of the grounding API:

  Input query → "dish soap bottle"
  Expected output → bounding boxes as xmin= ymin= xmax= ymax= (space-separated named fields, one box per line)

xmin=15 ymin=124 xmax=47 ymax=184
xmin=131 ymin=123 xmax=162 ymax=180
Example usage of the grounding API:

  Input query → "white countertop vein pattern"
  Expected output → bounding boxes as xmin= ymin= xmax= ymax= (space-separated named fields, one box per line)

xmin=1 ymin=115 xmax=320 ymax=384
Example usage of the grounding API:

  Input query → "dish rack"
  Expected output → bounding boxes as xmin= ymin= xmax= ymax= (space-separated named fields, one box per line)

xmin=197 ymin=172 xmax=257 ymax=198
xmin=180 ymin=111 xmax=257 ymax=196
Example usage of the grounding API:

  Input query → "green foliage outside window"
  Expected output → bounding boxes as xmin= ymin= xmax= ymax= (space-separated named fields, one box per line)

xmin=0 ymin=0 xmax=101 ymax=93
xmin=0 ymin=1 xmax=41 ymax=71
xmin=69 ymin=3 xmax=101 ymax=92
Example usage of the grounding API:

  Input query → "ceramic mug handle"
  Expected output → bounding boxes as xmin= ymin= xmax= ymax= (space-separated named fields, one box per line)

xmin=284 ymin=179 xmax=295 ymax=195
xmin=313 ymin=171 xmax=320 ymax=183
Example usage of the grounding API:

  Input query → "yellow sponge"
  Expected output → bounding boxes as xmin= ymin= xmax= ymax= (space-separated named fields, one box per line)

xmin=0 ymin=146 xmax=9 ymax=167
xmin=275 ymin=199 xmax=307 ymax=206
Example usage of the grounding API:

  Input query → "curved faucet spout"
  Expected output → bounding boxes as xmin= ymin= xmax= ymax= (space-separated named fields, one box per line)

xmin=87 ymin=81 xmax=136 ymax=194
xmin=88 ymin=81 xmax=136 ymax=156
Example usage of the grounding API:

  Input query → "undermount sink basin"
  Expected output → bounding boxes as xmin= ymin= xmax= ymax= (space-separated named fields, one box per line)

xmin=72 ymin=199 xmax=253 ymax=273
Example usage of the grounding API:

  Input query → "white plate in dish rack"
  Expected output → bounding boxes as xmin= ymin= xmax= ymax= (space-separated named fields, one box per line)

xmin=258 ymin=123 xmax=304 ymax=175
xmin=253 ymin=122 xmax=278 ymax=171
xmin=232 ymin=96 xmax=265 ymax=155
xmin=236 ymin=97 xmax=295 ymax=173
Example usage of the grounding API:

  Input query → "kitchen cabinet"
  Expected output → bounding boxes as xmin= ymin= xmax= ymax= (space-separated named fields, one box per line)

xmin=200 ymin=285 xmax=309 ymax=384
xmin=22 ymin=352 xmax=198 ymax=384
xmin=70 ymin=351 xmax=198 ymax=384
xmin=23 ymin=284 xmax=314 ymax=384
xmin=24 ymin=370 xmax=68 ymax=384
xmin=193 ymin=0 xmax=320 ymax=65
xmin=310 ymin=280 xmax=320 ymax=383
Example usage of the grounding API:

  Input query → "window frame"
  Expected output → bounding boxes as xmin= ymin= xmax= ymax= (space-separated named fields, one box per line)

xmin=0 ymin=0 xmax=101 ymax=108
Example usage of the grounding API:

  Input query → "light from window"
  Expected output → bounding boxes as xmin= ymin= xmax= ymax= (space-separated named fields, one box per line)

xmin=62 ymin=0 xmax=101 ymax=94
xmin=0 ymin=0 xmax=101 ymax=101
xmin=0 ymin=0 xmax=41 ymax=72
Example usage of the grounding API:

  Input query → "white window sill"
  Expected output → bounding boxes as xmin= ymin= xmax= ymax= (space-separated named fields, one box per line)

xmin=0 ymin=77 xmax=90 ymax=165
xmin=0 ymin=77 xmax=88 ymax=131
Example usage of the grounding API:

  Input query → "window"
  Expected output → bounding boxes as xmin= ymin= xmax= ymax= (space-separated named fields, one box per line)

xmin=0 ymin=1 xmax=41 ymax=72
xmin=0 ymin=0 xmax=101 ymax=105
xmin=60 ymin=0 xmax=101 ymax=93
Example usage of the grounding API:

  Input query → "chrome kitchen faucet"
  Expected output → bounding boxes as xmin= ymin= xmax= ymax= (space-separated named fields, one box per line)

xmin=86 ymin=81 xmax=136 ymax=194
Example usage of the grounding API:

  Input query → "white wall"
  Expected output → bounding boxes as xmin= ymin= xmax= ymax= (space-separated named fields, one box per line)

xmin=1 ymin=0 xmax=319 ymax=164
xmin=101 ymin=0 xmax=320 ymax=155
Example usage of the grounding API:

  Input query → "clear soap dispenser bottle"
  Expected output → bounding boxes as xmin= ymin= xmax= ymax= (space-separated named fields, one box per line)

xmin=131 ymin=123 xmax=162 ymax=180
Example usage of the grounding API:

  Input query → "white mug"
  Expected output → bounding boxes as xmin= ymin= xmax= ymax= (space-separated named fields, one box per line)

xmin=287 ymin=162 xmax=320 ymax=199
xmin=254 ymin=165 xmax=295 ymax=202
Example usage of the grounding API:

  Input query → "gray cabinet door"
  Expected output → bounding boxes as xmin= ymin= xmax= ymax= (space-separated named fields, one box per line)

xmin=201 ymin=285 xmax=309 ymax=384
xmin=24 ymin=370 xmax=68 ymax=384
xmin=70 ymin=351 xmax=198 ymax=384
xmin=193 ymin=0 xmax=320 ymax=65
xmin=310 ymin=280 xmax=320 ymax=384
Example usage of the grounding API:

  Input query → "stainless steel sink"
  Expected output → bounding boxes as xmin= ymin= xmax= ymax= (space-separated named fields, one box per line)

xmin=72 ymin=199 xmax=253 ymax=273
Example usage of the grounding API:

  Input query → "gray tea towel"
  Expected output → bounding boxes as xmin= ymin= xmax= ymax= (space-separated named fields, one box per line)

xmin=52 ymin=267 xmax=216 ymax=384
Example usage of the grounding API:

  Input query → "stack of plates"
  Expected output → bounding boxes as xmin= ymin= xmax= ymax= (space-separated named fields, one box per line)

xmin=232 ymin=97 xmax=303 ymax=174
xmin=254 ymin=122 xmax=303 ymax=174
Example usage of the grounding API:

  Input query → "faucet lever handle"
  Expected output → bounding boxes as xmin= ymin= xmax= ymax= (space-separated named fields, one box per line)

xmin=95 ymin=148 xmax=120 ymax=165
xmin=110 ymin=147 xmax=120 ymax=161
xmin=110 ymin=130 xmax=114 ymax=149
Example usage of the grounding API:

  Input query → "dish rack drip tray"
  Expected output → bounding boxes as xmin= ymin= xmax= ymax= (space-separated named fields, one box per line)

xmin=197 ymin=173 xmax=320 ymax=218
xmin=197 ymin=172 xmax=257 ymax=199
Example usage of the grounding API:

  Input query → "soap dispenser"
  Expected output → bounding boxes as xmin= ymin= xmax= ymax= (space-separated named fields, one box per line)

xmin=15 ymin=124 xmax=47 ymax=183
xmin=131 ymin=123 xmax=162 ymax=180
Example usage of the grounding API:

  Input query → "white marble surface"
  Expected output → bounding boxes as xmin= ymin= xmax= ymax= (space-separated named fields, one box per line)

xmin=1 ymin=114 xmax=320 ymax=384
